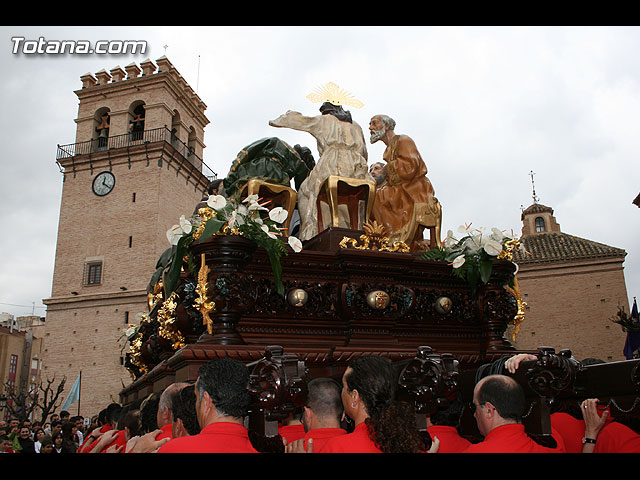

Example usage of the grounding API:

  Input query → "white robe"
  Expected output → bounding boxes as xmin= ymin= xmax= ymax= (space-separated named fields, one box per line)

xmin=270 ymin=111 xmax=370 ymax=240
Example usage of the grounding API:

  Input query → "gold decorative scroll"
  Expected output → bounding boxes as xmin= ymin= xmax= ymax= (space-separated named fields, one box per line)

xmin=194 ymin=253 xmax=216 ymax=334
xmin=157 ymin=292 xmax=185 ymax=351
xmin=339 ymin=220 xmax=410 ymax=253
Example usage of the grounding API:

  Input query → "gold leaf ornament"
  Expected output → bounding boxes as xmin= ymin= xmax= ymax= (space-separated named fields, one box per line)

xmin=307 ymin=82 xmax=364 ymax=109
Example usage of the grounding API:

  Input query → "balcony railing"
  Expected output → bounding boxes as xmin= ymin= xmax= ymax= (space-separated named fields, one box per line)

xmin=56 ymin=126 xmax=217 ymax=180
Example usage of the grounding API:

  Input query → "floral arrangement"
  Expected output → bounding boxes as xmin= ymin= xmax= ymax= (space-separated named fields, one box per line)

xmin=422 ymin=224 xmax=525 ymax=294
xmin=164 ymin=194 xmax=302 ymax=297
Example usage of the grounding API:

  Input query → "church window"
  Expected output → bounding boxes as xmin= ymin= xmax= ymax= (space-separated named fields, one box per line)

xmin=84 ymin=261 xmax=103 ymax=285
xmin=535 ymin=216 xmax=546 ymax=232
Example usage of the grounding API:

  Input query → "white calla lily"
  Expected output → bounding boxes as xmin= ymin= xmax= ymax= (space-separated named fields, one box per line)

xmin=179 ymin=215 xmax=192 ymax=234
xmin=483 ymin=239 xmax=503 ymax=256
xmin=243 ymin=194 xmax=259 ymax=204
xmin=261 ymin=224 xmax=278 ymax=239
xmin=268 ymin=207 xmax=288 ymax=224
xmin=451 ymin=254 xmax=466 ymax=269
xmin=166 ymin=224 xmax=183 ymax=245
xmin=206 ymin=194 xmax=227 ymax=210
xmin=288 ymin=235 xmax=303 ymax=252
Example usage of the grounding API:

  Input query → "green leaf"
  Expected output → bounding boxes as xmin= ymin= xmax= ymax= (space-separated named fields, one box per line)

xmin=479 ymin=258 xmax=493 ymax=284
xmin=164 ymin=234 xmax=191 ymax=297
xmin=199 ymin=218 xmax=226 ymax=242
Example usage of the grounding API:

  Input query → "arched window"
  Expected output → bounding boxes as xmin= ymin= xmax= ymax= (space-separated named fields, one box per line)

xmin=535 ymin=216 xmax=546 ymax=233
xmin=129 ymin=102 xmax=145 ymax=142
xmin=93 ymin=107 xmax=110 ymax=151
xmin=171 ymin=110 xmax=181 ymax=147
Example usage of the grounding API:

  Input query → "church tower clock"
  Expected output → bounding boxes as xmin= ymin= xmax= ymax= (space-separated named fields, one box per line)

xmin=43 ymin=57 xmax=213 ymax=414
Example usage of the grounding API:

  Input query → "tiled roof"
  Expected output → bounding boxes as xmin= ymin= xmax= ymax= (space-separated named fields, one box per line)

xmin=513 ymin=231 xmax=626 ymax=265
xmin=521 ymin=203 xmax=553 ymax=219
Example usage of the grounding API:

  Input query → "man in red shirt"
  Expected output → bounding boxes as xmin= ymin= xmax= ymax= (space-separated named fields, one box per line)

xmin=284 ymin=377 xmax=347 ymax=453
xmin=156 ymin=358 xmax=258 ymax=453
xmin=156 ymin=382 xmax=189 ymax=441
xmin=581 ymin=398 xmax=640 ymax=453
xmin=426 ymin=396 xmax=471 ymax=453
xmin=463 ymin=374 xmax=564 ymax=453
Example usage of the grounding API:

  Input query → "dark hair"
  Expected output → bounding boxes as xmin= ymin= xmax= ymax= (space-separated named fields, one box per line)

xmin=430 ymin=394 xmax=465 ymax=427
xmin=345 ymin=356 xmax=425 ymax=453
xmin=319 ymin=102 xmax=352 ymax=123
xmin=476 ymin=375 xmax=525 ymax=422
xmin=105 ymin=403 xmax=122 ymax=426
xmin=196 ymin=358 xmax=250 ymax=419
xmin=121 ymin=410 xmax=142 ymax=438
xmin=196 ymin=358 xmax=250 ymax=418
xmin=140 ymin=392 xmax=162 ymax=433
xmin=172 ymin=384 xmax=200 ymax=435
xmin=307 ymin=377 xmax=343 ymax=422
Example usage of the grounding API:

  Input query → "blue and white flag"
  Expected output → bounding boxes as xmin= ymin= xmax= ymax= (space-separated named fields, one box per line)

xmin=61 ymin=373 xmax=81 ymax=411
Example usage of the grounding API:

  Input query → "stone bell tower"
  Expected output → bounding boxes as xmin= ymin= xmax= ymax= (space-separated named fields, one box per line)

xmin=43 ymin=57 xmax=213 ymax=415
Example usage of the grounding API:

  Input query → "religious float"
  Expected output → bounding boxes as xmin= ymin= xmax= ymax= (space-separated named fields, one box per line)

xmin=118 ymin=84 xmax=640 ymax=451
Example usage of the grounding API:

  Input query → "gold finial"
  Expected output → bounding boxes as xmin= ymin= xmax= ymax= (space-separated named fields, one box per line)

xmin=307 ymin=82 xmax=364 ymax=109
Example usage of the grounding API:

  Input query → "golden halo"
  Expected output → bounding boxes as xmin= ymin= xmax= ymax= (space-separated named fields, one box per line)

xmin=306 ymin=82 xmax=364 ymax=109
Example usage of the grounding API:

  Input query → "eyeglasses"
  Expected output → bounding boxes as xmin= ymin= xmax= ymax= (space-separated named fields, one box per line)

xmin=468 ymin=402 xmax=486 ymax=412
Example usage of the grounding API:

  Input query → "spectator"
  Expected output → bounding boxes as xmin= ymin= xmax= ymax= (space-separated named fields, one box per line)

xmin=17 ymin=425 xmax=36 ymax=454
xmin=38 ymin=435 xmax=54 ymax=454
xmin=151 ymin=358 xmax=258 ymax=453
xmin=33 ymin=427 xmax=46 ymax=453
xmin=1 ymin=435 xmax=16 ymax=453
xmin=60 ymin=411 xmax=71 ymax=423
xmin=284 ymin=377 xmax=348 ymax=453
xmin=51 ymin=431 xmax=65 ymax=453
xmin=61 ymin=421 xmax=79 ymax=453
xmin=463 ymin=374 xmax=564 ymax=453
xmin=320 ymin=356 xmax=428 ymax=453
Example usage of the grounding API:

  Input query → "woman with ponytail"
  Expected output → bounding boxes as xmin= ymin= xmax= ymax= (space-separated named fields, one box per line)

xmin=319 ymin=356 xmax=431 ymax=453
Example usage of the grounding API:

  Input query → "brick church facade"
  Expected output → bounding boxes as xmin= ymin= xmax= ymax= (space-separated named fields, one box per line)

xmin=510 ymin=202 xmax=630 ymax=362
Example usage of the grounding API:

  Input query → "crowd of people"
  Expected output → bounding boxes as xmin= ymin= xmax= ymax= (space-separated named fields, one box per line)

xmin=2 ymin=355 xmax=640 ymax=454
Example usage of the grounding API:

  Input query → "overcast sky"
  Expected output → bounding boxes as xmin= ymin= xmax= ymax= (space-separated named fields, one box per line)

xmin=1 ymin=25 xmax=639 ymax=321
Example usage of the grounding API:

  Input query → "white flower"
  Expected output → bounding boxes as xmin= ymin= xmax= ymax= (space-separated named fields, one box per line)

xmin=166 ymin=224 xmax=184 ymax=245
xmin=490 ymin=227 xmax=504 ymax=242
xmin=179 ymin=215 xmax=192 ymax=234
xmin=268 ymin=206 xmax=288 ymax=224
xmin=124 ymin=326 xmax=137 ymax=337
xmin=248 ymin=201 xmax=268 ymax=212
xmin=457 ymin=223 xmax=474 ymax=235
xmin=206 ymin=194 xmax=227 ymax=210
xmin=463 ymin=236 xmax=482 ymax=254
xmin=228 ymin=210 xmax=237 ymax=228
xmin=243 ymin=194 xmax=259 ymax=204
xmin=288 ymin=236 xmax=303 ymax=252
xmin=261 ymin=224 xmax=278 ymax=239
xmin=451 ymin=254 xmax=466 ymax=269
xmin=443 ymin=230 xmax=458 ymax=248
xmin=483 ymin=238 xmax=503 ymax=256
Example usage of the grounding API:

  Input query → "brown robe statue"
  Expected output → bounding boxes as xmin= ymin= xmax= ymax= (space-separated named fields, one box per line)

xmin=369 ymin=115 xmax=440 ymax=247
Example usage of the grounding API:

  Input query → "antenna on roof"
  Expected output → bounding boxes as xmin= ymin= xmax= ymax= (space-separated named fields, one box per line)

xmin=196 ymin=54 xmax=201 ymax=93
xmin=529 ymin=170 xmax=539 ymax=204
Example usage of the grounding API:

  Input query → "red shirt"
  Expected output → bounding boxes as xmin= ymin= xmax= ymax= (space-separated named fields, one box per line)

xmin=155 ymin=423 xmax=173 ymax=441
xmin=550 ymin=412 xmax=586 ymax=453
xmin=463 ymin=424 xmax=564 ymax=453
xmin=301 ymin=427 xmax=347 ymax=453
xmin=101 ymin=429 xmax=127 ymax=453
xmin=157 ymin=422 xmax=258 ymax=453
xmin=594 ymin=421 xmax=640 ymax=453
xmin=426 ymin=425 xmax=471 ymax=453
xmin=278 ymin=424 xmax=306 ymax=443
xmin=318 ymin=422 xmax=381 ymax=453
xmin=79 ymin=424 xmax=112 ymax=453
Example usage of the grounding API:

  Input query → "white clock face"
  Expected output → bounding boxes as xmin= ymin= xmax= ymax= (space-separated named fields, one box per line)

xmin=92 ymin=171 xmax=115 ymax=196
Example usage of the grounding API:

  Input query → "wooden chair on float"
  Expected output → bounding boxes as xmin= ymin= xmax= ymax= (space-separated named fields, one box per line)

xmin=316 ymin=175 xmax=376 ymax=233
xmin=239 ymin=179 xmax=298 ymax=234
